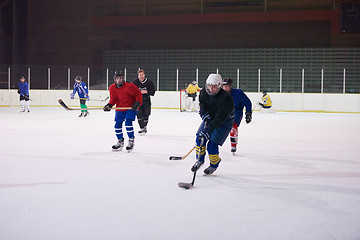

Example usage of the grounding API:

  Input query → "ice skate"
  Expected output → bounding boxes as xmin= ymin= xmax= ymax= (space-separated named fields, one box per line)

xmin=84 ymin=112 xmax=89 ymax=117
xmin=138 ymin=126 xmax=147 ymax=135
xmin=191 ymin=160 xmax=204 ymax=172
xmin=204 ymin=166 xmax=217 ymax=175
xmin=20 ymin=109 xmax=25 ymax=113
xmin=126 ymin=138 xmax=135 ymax=152
xmin=78 ymin=112 xmax=84 ymax=117
xmin=112 ymin=139 xmax=124 ymax=151
xmin=231 ymin=146 xmax=236 ymax=155
xmin=27 ymin=109 xmax=30 ymax=113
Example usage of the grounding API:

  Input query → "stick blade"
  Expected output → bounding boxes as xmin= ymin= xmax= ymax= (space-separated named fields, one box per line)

xmin=58 ymin=99 xmax=70 ymax=110
xmin=169 ymin=156 xmax=183 ymax=160
xmin=178 ymin=182 xmax=193 ymax=189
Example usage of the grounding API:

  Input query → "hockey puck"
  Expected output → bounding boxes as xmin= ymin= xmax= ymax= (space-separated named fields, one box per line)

xmin=178 ymin=182 xmax=192 ymax=189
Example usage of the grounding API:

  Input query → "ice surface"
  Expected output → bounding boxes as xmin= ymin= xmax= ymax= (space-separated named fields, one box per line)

xmin=1 ymin=107 xmax=360 ymax=240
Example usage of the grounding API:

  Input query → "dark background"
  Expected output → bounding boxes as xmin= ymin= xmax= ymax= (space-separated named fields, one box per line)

xmin=1 ymin=0 xmax=360 ymax=67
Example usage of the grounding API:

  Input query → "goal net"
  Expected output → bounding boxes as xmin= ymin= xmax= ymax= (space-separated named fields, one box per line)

xmin=179 ymin=89 xmax=200 ymax=112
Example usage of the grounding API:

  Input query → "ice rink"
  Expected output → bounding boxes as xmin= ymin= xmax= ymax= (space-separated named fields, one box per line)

xmin=1 ymin=106 xmax=360 ymax=240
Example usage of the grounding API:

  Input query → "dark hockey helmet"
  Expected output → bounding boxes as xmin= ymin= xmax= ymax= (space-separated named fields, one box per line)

xmin=114 ymin=71 xmax=124 ymax=79
xmin=222 ymin=78 xmax=233 ymax=88
xmin=262 ymin=91 xmax=267 ymax=96
xmin=114 ymin=71 xmax=124 ymax=87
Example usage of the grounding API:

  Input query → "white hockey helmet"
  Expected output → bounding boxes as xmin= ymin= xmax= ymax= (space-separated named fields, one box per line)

xmin=205 ymin=73 xmax=222 ymax=96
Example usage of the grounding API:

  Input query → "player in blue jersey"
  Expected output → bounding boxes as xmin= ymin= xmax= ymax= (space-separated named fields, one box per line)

xmin=222 ymin=78 xmax=252 ymax=154
xmin=18 ymin=76 xmax=30 ymax=112
xmin=70 ymin=75 xmax=90 ymax=117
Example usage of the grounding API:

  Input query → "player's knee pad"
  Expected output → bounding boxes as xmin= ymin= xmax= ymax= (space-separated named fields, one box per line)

xmin=207 ymin=141 xmax=219 ymax=155
xmin=125 ymin=119 xmax=133 ymax=127
xmin=114 ymin=121 xmax=123 ymax=128
xmin=196 ymin=145 xmax=206 ymax=161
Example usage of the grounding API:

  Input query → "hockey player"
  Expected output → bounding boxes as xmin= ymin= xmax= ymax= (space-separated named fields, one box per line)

xmin=191 ymin=73 xmax=234 ymax=175
xmin=185 ymin=81 xmax=201 ymax=111
xmin=103 ymin=71 xmax=143 ymax=151
xmin=259 ymin=91 xmax=272 ymax=109
xmin=17 ymin=76 xmax=30 ymax=112
xmin=222 ymin=78 xmax=252 ymax=154
xmin=70 ymin=75 xmax=90 ymax=117
xmin=132 ymin=69 xmax=156 ymax=135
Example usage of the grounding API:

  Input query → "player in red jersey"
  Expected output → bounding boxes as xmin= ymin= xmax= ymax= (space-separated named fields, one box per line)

xmin=103 ymin=71 xmax=143 ymax=152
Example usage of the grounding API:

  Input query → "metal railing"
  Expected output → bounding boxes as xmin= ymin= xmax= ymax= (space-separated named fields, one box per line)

xmin=1 ymin=65 xmax=359 ymax=94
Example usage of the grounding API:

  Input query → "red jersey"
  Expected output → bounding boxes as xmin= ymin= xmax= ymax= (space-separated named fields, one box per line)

xmin=108 ymin=82 xmax=143 ymax=111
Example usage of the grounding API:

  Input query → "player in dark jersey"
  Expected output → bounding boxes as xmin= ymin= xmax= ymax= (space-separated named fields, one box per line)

xmin=191 ymin=74 xmax=234 ymax=175
xmin=132 ymin=69 xmax=156 ymax=135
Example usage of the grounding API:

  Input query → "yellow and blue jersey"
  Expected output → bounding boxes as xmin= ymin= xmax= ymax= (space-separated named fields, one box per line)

xmin=261 ymin=94 xmax=272 ymax=107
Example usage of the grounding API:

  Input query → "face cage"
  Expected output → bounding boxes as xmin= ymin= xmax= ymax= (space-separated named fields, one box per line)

xmin=206 ymin=83 xmax=221 ymax=96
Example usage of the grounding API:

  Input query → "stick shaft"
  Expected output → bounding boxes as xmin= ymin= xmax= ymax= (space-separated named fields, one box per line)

xmin=191 ymin=169 xmax=197 ymax=185
xmin=190 ymin=138 xmax=204 ymax=186
xmin=75 ymin=97 xmax=109 ymax=102
xmin=182 ymin=147 xmax=195 ymax=159
xmin=66 ymin=107 xmax=131 ymax=110
xmin=169 ymin=146 xmax=196 ymax=160
xmin=58 ymin=99 xmax=130 ymax=111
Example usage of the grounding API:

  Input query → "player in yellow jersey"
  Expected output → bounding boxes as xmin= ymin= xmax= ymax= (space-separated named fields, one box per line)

xmin=259 ymin=91 xmax=272 ymax=109
xmin=185 ymin=81 xmax=201 ymax=111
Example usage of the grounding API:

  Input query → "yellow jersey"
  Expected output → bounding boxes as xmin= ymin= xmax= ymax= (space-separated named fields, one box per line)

xmin=261 ymin=94 xmax=272 ymax=107
xmin=186 ymin=84 xmax=200 ymax=94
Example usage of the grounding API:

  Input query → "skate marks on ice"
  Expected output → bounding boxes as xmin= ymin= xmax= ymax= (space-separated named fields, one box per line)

xmin=193 ymin=172 xmax=360 ymax=214
xmin=0 ymin=182 xmax=66 ymax=189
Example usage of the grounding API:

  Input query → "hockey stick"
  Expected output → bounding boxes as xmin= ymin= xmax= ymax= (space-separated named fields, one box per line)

xmin=169 ymin=146 xmax=195 ymax=160
xmin=74 ymin=96 xmax=109 ymax=102
xmin=58 ymin=99 xmax=131 ymax=111
xmin=24 ymin=96 xmax=33 ymax=101
xmin=178 ymin=138 xmax=204 ymax=190
xmin=18 ymin=93 xmax=33 ymax=101
xmin=252 ymin=102 xmax=259 ymax=111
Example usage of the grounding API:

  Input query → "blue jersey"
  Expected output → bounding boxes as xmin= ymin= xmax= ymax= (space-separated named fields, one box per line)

xmin=72 ymin=81 xmax=88 ymax=98
xmin=230 ymin=88 xmax=252 ymax=126
xmin=18 ymin=81 xmax=29 ymax=95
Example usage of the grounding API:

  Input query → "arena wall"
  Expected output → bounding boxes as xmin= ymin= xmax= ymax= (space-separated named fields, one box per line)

xmin=0 ymin=90 xmax=359 ymax=113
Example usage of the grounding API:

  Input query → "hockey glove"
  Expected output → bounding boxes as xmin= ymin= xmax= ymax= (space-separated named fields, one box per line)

xmin=17 ymin=90 xmax=20 ymax=94
xmin=245 ymin=112 xmax=252 ymax=124
xmin=70 ymin=93 xmax=75 ymax=99
xmin=201 ymin=113 xmax=211 ymax=122
xmin=199 ymin=126 xmax=213 ymax=142
xmin=86 ymin=94 xmax=90 ymax=101
xmin=103 ymin=103 xmax=113 ymax=111
xmin=131 ymin=101 xmax=141 ymax=111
